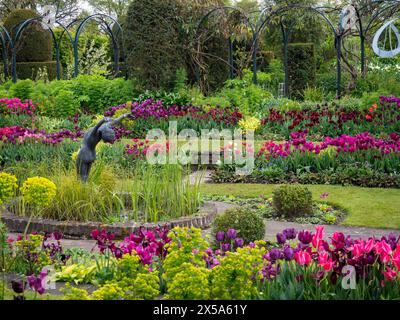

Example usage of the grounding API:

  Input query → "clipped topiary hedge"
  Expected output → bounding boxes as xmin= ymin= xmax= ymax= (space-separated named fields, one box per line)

xmin=13 ymin=61 xmax=59 ymax=80
xmin=288 ymin=43 xmax=315 ymax=99
xmin=3 ymin=9 xmax=53 ymax=62
xmin=211 ymin=207 xmax=265 ymax=244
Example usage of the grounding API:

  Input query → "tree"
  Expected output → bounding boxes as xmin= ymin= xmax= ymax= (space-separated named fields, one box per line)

xmin=0 ymin=0 xmax=81 ymax=24
xmin=87 ymin=0 xmax=130 ymax=20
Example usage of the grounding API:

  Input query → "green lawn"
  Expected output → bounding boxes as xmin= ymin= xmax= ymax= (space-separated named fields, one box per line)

xmin=200 ymin=184 xmax=400 ymax=230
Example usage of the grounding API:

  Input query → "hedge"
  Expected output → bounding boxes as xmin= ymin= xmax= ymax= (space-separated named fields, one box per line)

xmin=288 ymin=43 xmax=316 ymax=99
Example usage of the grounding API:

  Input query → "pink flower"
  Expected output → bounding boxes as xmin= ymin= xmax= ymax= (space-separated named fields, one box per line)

xmin=318 ymin=251 xmax=334 ymax=271
xmin=294 ymin=251 xmax=312 ymax=266
xmin=383 ymin=267 xmax=397 ymax=282
xmin=312 ymin=226 xmax=325 ymax=249
xmin=393 ymin=245 xmax=400 ymax=271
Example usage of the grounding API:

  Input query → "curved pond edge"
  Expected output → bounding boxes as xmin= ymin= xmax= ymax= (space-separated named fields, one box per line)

xmin=0 ymin=201 xmax=220 ymax=239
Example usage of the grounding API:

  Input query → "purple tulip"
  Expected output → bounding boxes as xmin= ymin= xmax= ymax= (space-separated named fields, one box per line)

xmin=227 ymin=229 xmax=237 ymax=239
xmin=283 ymin=246 xmax=294 ymax=260
xmin=265 ymin=248 xmax=283 ymax=262
xmin=216 ymin=231 xmax=225 ymax=242
xmin=234 ymin=238 xmax=244 ymax=248
xmin=283 ymin=228 xmax=298 ymax=240
xmin=298 ymin=230 xmax=313 ymax=245
xmin=221 ymin=243 xmax=231 ymax=252
xmin=276 ymin=233 xmax=287 ymax=244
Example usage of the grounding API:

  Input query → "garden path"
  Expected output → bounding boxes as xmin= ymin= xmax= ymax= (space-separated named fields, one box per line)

xmin=7 ymin=202 xmax=399 ymax=251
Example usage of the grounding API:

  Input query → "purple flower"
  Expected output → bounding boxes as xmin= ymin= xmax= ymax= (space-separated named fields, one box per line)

xmin=320 ymin=192 xmax=329 ymax=199
xmin=283 ymin=246 xmax=294 ymax=260
xmin=227 ymin=229 xmax=237 ymax=239
xmin=11 ymin=280 xmax=26 ymax=294
xmin=216 ymin=231 xmax=225 ymax=242
xmin=276 ymin=232 xmax=287 ymax=244
xmin=298 ymin=230 xmax=313 ymax=245
xmin=234 ymin=238 xmax=244 ymax=248
xmin=27 ymin=268 xmax=48 ymax=295
xmin=221 ymin=243 xmax=231 ymax=252
xmin=265 ymin=248 xmax=283 ymax=262
xmin=282 ymin=228 xmax=298 ymax=240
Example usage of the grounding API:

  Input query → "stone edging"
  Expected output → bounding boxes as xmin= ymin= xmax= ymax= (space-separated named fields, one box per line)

xmin=1 ymin=201 xmax=218 ymax=239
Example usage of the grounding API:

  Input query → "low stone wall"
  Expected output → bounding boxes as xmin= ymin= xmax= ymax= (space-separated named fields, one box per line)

xmin=1 ymin=202 xmax=218 ymax=239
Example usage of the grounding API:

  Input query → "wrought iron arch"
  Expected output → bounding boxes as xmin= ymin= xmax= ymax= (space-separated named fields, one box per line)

xmin=73 ymin=14 xmax=127 ymax=79
xmin=255 ymin=4 xmax=342 ymax=98
xmin=354 ymin=0 xmax=400 ymax=76
xmin=195 ymin=6 xmax=257 ymax=87
xmin=0 ymin=26 xmax=12 ymax=80
xmin=12 ymin=17 xmax=61 ymax=83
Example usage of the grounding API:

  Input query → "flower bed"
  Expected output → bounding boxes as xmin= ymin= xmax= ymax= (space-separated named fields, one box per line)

xmin=213 ymin=131 xmax=400 ymax=188
xmin=3 ymin=225 xmax=400 ymax=300
xmin=260 ymin=96 xmax=400 ymax=138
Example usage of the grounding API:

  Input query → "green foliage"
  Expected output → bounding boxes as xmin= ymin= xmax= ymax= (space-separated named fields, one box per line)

xmin=3 ymin=9 xmax=53 ymax=62
xmin=288 ymin=43 xmax=316 ymax=99
xmin=14 ymin=61 xmax=58 ymax=81
xmin=9 ymin=79 xmax=34 ymax=100
xmin=303 ymin=85 xmax=325 ymax=102
xmin=219 ymin=72 xmax=273 ymax=115
xmin=0 ymin=75 xmax=138 ymax=116
xmin=163 ymin=227 xmax=209 ymax=297
xmin=210 ymin=245 xmax=266 ymax=299
xmin=124 ymin=0 xmax=184 ymax=90
xmin=211 ymin=207 xmax=265 ymax=243
xmin=272 ymin=184 xmax=313 ymax=218
xmin=164 ymin=263 xmax=210 ymax=300
xmin=52 ymin=89 xmax=79 ymax=117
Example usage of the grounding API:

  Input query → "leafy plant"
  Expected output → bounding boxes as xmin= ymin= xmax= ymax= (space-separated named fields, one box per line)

xmin=211 ymin=207 xmax=265 ymax=244
xmin=273 ymin=184 xmax=313 ymax=218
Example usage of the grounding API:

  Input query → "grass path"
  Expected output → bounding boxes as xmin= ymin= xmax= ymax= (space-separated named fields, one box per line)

xmin=200 ymin=184 xmax=400 ymax=230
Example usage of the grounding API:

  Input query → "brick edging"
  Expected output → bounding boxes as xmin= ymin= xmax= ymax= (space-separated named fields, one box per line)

xmin=0 ymin=201 xmax=218 ymax=239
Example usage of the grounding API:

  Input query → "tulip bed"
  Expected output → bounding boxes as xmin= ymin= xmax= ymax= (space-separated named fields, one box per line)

xmin=2 ymin=226 xmax=400 ymax=300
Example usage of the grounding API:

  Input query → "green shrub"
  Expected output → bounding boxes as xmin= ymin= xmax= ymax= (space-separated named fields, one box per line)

xmin=9 ymin=79 xmax=34 ymax=100
xmin=211 ymin=207 xmax=265 ymax=243
xmin=14 ymin=61 xmax=58 ymax=80
xmin=272 ymin=184 xmax=313 ymax=218
xmin=303 ymin=85 xmax=325 ymax=102
xmin=288 ymin=43 xmax=316 ymax=99
xmin=4 ymin=9 xmax=53 ymax=62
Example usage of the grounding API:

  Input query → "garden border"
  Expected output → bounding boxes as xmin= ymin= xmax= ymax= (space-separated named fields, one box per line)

xmin=0 ymin=201 xmax=219 ymax=239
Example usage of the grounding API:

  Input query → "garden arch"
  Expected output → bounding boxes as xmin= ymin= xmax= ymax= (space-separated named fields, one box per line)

xmin=353 ymin=0 xmax=400 ymax=76
xmin=255 ymin=4 xmax=342 ymax=98
xmin=11 ymin=16 xmax=75 ymax=82
xmin=73 ymin=14 xmax=127 ymax=79
xmin=195 ymin=6 xmax=257 ymax=87
xmin=0 ymin=25 xmax=12 ymax=80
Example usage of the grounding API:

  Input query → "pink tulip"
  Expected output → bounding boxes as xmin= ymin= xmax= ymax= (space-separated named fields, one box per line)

xmin=383 ymin=267 xmax=397 ymax=282
xmin=294 ymin=251 xmax=312 ymax=266
xmin=312 ymin=226 xmax=325 ymax=249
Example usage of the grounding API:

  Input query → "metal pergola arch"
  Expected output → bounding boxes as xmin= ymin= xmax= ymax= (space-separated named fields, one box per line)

xmin=255 ymin=4 xmax=343 ymax=98
xmin=353 ymin=0 xmax=400 ymax=76
xmin=197 ymin=2 xmax=400 ymax=99
xmin=72 ymin=13 xmax=127 ymax=79
xmin=194 ymin=6 xmax=258 ymax=86
xmin=0 ymin=12 xmax=127 ymax=83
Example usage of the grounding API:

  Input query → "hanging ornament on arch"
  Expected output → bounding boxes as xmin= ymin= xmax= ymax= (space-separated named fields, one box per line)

xmin=372 ymin=20 xmax=400 ymax=58
xmin=340 ymin=5 xmax=357 ymax=32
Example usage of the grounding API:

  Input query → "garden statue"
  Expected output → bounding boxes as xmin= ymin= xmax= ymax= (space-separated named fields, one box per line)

xmin=77 ymin=113 xmax=132 ymax=181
